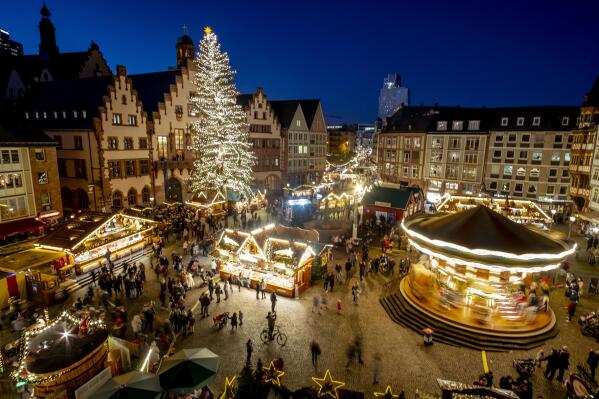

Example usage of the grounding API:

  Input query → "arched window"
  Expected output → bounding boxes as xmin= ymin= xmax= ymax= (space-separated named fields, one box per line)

xmin=112 ymin=191 xmax=123 ymax=209
xmin=127 ymin=188 xmax=137 ymax=207
xmin=142 ymin=186 xmax=151 ymax=205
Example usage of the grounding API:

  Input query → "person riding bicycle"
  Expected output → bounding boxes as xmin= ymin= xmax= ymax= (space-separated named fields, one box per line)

xmin=266 ymin=311 xmax=277 ymax=340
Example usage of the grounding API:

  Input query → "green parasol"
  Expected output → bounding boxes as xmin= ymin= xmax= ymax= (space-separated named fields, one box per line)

xmin=158 ymin=348 xmax=220 ymax=393
xmin=89 ymin=371 xmax=162 ymax=399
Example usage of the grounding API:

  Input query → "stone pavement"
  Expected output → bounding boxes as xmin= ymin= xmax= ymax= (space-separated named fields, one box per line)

xmin=3 ymin=220 xmax=599 ymax=398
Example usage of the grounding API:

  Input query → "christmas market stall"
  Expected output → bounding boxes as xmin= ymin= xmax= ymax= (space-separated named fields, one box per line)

xmin=185 ymin=190 xmax=227 ymax=216
xmin=401 ymin=205 xmax=575 ymax=335
xmin=216 ymin=224 xmax=326 ymax=297
xmin=35 ymin=212 xmax=158 ymax=274
xmin=362 ymin=184 xmax=422 ymax=224
xmin=12 ymin=309 xmax=109 ymax=399
xmin=435 ymin=194 xmax=552 ymax=228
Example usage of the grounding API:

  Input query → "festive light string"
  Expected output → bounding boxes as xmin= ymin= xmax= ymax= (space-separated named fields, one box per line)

xmin=12 ymin=310 xmax=106 ymax=385
xmin=188 ymin=27 xmax=256 ymax=201
xmin=407 ymin=238 xmax=562 ymax=274
xmin=401 ymin=220 xmax=575 ymax=261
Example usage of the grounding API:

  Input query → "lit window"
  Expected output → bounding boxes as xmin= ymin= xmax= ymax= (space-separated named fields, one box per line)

xmin=562 ymin=117 xmax=569 ymax=126
xmin=437 ymin=121 xmax=447 ymax=131
xmin=501 ymin=117 xmax=508 ymax=126
xmin=503 ymin=165 xmax=512 ymax=175
xmin=532 ymin=151 xmax=542 ymax=161
xmin=468 ymin=120 xmax=480 ymax=130
xmin=452 ymin=121 xmax=463 ymax=130
xmin=34 ymin=149 xmax=45 ymax=161
xmin=128 ymin=115 xmax=137 ymax=126
xmin=157 ymin=136 xmax=168 ymax=158
xmin=112 ymin=113 xmax=122 ymax=125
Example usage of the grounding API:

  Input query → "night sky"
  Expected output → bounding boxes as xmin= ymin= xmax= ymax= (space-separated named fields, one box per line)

xmin=3 ymin=0 xmax=599 ymax=123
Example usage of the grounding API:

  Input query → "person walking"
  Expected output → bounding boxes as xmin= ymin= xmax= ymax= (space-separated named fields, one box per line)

xmin=255 ymin=281 xmax=260 ymax=300
xmin=208 ymin=278 xmax=214 ymax=300
xmin=312 ymin=295 xmax=321 ymax=314
xmin=261 ymin=279 xmax=266 ymax=299
xmin=372 ymin=352 xmax=382 ymax=385
xmin=335 ymin=263 xmax=342 ymax=283
xmin=566 ymin=288 xmax=579 ymax=322
xmin=239 ymin=310 xmax=243 ymax=326
xmin=223 ymin=281 xmax=229 ymax=301
xmin=230 ymin=312 xmax=238 ymax=331
xmin=323 ymin=273 xmax=329 ymax=292
xmin=310 ymin=341 xmax=321 ymax=369
xmin=215 ymin=284 xmax=222 ymax=303
xmin=557 ymin=346 xmax=570 ymax=382
xmin=587 ymin=349 xmax=599 ymax=381
xmin=329 ymin=272 xmax=335 ymax=292
xmin=270 ymin=292 xmax=277 ymax=313
xmin=246 ymin=339 xmax=253 ymax=365
xmin=543 ymin=348 xmax=559 ymax=381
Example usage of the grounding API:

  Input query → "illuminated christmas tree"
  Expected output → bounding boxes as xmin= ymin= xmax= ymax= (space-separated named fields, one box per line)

xmin=189 ymin=27 xmax=255 ymax=200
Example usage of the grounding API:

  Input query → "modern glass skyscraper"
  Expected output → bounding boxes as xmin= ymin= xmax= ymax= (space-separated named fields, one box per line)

xmin=378 ymin=73 xmax=409 ymax=119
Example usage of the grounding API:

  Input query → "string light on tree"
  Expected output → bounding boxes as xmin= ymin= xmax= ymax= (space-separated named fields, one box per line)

xmin=189 ymin=26 xmax=256 ymax=201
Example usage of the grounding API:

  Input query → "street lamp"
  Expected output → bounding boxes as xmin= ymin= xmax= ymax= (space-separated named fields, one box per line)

xmin=352 ymin=184 xmax=363 ymax=240
xmin=550 ymin=209 xmax=557 ymax=230
xmin=568 ymin=215 xmax=576 ymax=240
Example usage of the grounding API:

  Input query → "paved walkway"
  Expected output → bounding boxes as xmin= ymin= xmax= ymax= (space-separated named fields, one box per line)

xmin=3 ymin=220 xmax=599 ymax=398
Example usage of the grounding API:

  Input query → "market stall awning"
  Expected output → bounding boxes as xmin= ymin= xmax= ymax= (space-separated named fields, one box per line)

xmin=0 ymin=248 xmax=65 ymax=273
xmin=0 ymin=217 xmax=45 ymax=240
xmin=362 ymin=186 xmax=420 ymax=210
xmin=576 ymin=210 xmax=599 ymax=224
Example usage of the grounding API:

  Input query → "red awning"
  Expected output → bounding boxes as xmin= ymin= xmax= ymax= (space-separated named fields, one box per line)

xmin=0 ymin=218 xmax=46 ymax=240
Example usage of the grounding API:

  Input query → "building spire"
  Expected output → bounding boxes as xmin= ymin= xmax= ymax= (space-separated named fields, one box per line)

xmin=39 ymin=1 xmax=59 ymax=60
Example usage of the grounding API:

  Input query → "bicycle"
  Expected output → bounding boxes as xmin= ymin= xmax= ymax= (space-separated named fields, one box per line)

xmin=260 ymin=325 xmax=287 ymax=346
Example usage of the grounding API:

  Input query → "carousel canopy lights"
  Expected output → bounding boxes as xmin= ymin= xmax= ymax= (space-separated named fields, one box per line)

xmin=402 ymin=206 xmax=574 ymax=262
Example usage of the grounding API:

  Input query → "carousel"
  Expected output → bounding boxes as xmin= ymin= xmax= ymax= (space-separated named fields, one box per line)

xmin=12 ymin=310 xmax=108 ymax=398
xmin=401 ymin=205 xmax=575 ymax=335
xmin=434 ymin=194 xmax=552 ymax=228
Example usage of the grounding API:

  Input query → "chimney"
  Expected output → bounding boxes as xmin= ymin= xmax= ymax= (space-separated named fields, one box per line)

xmin=116 ymin=65 xmax=127 ymax=77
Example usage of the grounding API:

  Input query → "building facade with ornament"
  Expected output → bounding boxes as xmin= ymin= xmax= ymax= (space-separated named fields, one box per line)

xmin=271 ymin=100 xmax=327 ymax=187
xmin=570 ymin=75 xmax=599 ymax=212
xmin=375 ymin=106 xmax=433 ymax=189
xmin=237 ymin=88 xmax=284 ymax=193
xmin=422 ymin=107 xmax=489 ymax=200
xmin=0 ymin=118 xmax=62 ymax=240
xmin=0 ymin=4 xmax=111 ymax=101
xmin=484 ymin=106 xmax=577 ymax=206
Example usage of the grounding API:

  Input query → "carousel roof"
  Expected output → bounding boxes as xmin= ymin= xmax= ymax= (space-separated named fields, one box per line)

xmin=406 ymin=205 xmax=566 ymax=255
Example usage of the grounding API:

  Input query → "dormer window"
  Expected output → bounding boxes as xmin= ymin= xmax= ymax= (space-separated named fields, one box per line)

xmin=62 ymin=111 xmax=67 ymax=118
xmin=42 ymin=111 xmax=47 ymax=119
xmin=501 ymin=117 xmax=508 ymax=126
xmin=562 ymin=116 xmax=569 ymax=126
xmin=532 ymin=116 xmax=540 ymax=126
xmin=437 ymin=121 xmax=447 ymax=130
xmin=517 ymin=117 xmax=524 ymax=126
xmin=25 ymin=111 xmax=29 ymax=119
xmin=452 ymin=121 xmax=463 ymax=130
xmin=122 ymin=95 xmax=127 ymax=105
xmin=468 ymin=120 xmax=480 ymax=130
xmin=35 ymin=111 xmax=39 ymax=119
xmin=73 ymin=110 xmax=78 ymax=118
xmin=53 ymin=111 xmax=58 ymax=119
xmin=82 ymin=110 xmax=87 ymax=118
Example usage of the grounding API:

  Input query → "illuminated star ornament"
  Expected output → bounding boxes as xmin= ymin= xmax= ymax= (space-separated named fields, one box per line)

xmin=204 ymin=26 xmax=212 ymax=34
xmin=374 ymin=385 xmax=399 ymax=399
xmin=262 ymin=361 xmax=284 ymax=386
xmin=312 ymin=369 xmax=345 ymax=399
xmin=218 ymin=375 xmax=236 ymax=399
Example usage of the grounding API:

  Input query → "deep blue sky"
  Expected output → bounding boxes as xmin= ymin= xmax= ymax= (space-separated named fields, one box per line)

xmin=3 ymin=0 xmax=599 ymax=123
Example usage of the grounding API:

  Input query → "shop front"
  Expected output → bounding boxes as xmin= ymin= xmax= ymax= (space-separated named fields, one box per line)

xmin=216 ymin=224 xmax=324 ymax=297
xmin=185 ymin=190 xmax=227 ymax=217
xmin=36 ymin=212 xmax=158 ymax=274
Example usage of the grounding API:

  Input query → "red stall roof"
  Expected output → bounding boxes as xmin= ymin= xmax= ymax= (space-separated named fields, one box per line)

xmin=0 ymin=218 xmax=45 ymax=240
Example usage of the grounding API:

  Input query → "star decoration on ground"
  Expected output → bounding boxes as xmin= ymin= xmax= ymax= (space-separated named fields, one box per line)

xmin=312 ymin=369 xmax=345 ymax=399
xmin=218 ymin=375 xmax=236 ymax=399
xmin=262 ymin=361 xmax=284 ymax=386
xmin=374 ymin=385 xmax=399 ymax=399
